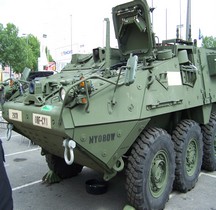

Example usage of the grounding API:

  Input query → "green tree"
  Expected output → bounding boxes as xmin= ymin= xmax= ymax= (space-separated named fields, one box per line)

xmin=45 ymin=46 xmax=54 ymax=62
xmin=0 ymin=23 xmax=26 ymax=72
xmin=0 ymin=23 xmax=27 ymax=73
xmin=22 ymin=34 xmax=40 ymax=70
xmin=0 ymin=23 xmax=44 ymax=73
xmin=202 ymin=36 xmax=216 ymax=48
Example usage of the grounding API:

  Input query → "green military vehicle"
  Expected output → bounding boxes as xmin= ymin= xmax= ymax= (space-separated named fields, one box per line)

xmin=1 ymin=0 xmax=216 ymax=209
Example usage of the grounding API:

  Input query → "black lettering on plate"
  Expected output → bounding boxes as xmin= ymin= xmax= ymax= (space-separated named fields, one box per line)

xmin=12 ymin=112 xmax=18 ymax=119
xmin=89 ymin=133 xmax=115 ymax=144
xmin=34 ymin=116 xmax=48 ymax=126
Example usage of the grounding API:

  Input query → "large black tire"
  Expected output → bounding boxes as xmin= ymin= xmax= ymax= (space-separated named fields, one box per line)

xmin=201 ymin=112 xmax=216 ymax=171
xmin=45 ymin=154 xmax=83 ymax=179
xmin=172 ymin=119 xmax=203 ymax=192
xmin=126 ymin=128 xmax=175 ymax=210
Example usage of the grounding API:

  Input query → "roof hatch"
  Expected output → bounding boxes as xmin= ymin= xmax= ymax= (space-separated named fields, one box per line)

xmin=112 ymin=0 xmax=154 ymax=56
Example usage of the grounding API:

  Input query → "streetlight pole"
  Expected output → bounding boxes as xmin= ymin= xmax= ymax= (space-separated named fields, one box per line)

xmin=22 ymin=33 xmax=29 ymax=64
xmin=70 ymin=15 xmax=72 ymax=55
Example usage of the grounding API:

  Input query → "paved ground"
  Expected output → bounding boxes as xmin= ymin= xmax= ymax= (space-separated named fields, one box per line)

xmin=1 ymin=126 xmax=216 ymax=210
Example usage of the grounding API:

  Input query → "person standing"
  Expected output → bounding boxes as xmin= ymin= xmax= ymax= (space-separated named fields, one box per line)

xmin=0 ymin=139 xmax=13 ymax=210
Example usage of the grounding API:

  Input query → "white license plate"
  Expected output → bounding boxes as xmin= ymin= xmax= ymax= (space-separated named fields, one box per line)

xmin=33 ymin=113 xmax=51 ymax=129
xmin=9 ymin=109 xmax=22 ymax=122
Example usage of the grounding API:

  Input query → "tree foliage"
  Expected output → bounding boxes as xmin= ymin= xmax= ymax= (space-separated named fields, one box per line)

xmin=0 ymin=22 xmax=53 ymax=73
xmin=202 ymin=36 xmax=216 ymax=48
xmin=22 ymin=34 xmax=40 ymax=70
xmin=45 ymin=46 xmax=54 ymax=62
xmin=0 ymin=23 xmax=27 ymax=73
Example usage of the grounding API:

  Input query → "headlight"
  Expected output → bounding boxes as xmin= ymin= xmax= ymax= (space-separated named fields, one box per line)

xmin=60 ymin=87 xmax=66 ymax=101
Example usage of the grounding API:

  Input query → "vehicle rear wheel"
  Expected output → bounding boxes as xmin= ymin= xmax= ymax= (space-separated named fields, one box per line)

xmin=126 ymin=128 xmax=175 ymax=210
xmin=45 ymin=154 xmax=83 ymax=179
xmin=172 ymin=119 xmax=203 ymax=192
xmin=201 ymin=112 xmax=216 ymax=171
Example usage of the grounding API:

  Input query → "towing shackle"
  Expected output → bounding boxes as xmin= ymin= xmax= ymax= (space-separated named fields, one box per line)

xmin=63 ymin=139 xmax=76 ymax=165
xmin=6 ymin=123 xmax=13 ymax=141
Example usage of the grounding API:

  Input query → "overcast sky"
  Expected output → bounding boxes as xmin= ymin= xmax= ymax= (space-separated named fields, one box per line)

xmin=1 ymin=0 xmax=216 ymax=54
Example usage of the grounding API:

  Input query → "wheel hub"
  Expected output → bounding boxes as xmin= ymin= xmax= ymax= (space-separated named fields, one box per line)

xmin=149 ymin=151 xmax=168 ymax=197
xmin=186 ymin=138 xmax=198 ymax=176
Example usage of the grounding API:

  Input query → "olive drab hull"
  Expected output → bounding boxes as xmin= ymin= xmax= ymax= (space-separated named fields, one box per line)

xmin=1 ymin=0 xmax=216 ymax=209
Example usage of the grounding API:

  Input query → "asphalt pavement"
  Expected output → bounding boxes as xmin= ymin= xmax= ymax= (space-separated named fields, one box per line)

xmin=1 ymin=126 xmax=216 ymax=210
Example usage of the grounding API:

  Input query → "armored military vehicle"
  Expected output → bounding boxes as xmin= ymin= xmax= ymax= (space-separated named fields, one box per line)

xmin=1 ymin=0 xmax=216 ymax=209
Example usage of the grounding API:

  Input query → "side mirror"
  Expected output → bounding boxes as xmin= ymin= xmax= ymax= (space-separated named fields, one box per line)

xmin=124 ymin=54 xmax=138 ymax=86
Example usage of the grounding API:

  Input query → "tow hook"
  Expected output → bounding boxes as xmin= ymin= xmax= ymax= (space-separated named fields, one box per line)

xmin=6 ymin=123 xmax=13 ymax=141
xmin=63 ymin=139 xmax=76 ymax=165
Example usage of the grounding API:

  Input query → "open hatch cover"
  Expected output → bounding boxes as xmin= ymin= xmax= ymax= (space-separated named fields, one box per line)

xmin=112 ymin=0 xmax=154 ymax=56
